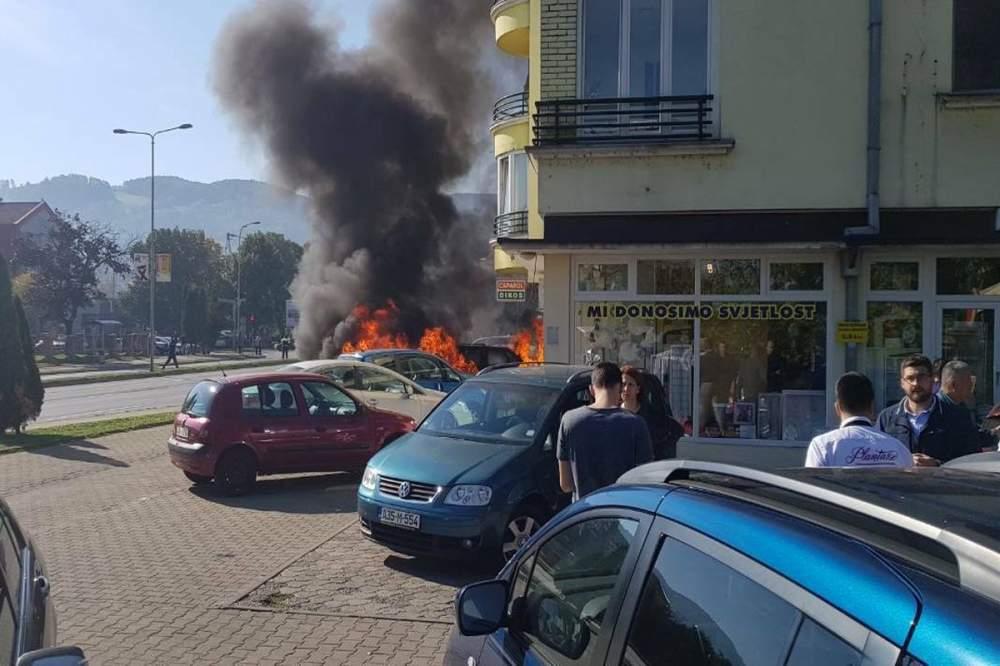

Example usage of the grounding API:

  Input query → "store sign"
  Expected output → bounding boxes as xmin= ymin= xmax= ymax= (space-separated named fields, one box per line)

xmin=132 ymin=253 xmax=149 ymax=281
xmin=583 ymin=302 xmax=817 ymax=321
xmin=497 ymin=278 xmax=527 ymax=302
xmin=836 ymin=321 xmax=870 ymax=345
xmin=155 ymin=253 xmax=172 ymax=283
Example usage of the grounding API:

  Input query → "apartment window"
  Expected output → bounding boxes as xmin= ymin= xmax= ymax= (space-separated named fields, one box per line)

xmin=954 ymin=0 xmax=1000 ymax=92
xmin=582 ymin=0 xmax=710 ymax=99
xmin=497 ymin=152 xmax=528 ymax=216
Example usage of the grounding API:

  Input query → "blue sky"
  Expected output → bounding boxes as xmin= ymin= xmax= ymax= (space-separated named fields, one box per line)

xmin=0 ymin=0 xmax=374 ymax=186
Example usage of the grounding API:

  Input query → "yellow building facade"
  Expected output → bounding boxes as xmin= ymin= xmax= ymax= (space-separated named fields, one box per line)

xmin=489 ymin=0 xmax=1000 ymax=464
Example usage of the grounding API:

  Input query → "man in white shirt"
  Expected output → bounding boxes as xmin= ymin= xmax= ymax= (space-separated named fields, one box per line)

xmin=805 ymin=372 xmax=912 ymax=468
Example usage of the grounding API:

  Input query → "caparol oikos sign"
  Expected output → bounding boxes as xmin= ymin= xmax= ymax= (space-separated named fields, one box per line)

xmin=582 ymin=302 xmax=818 ymax=321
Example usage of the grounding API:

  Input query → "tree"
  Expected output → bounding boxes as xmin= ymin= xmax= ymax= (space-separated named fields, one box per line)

xmin=183 ymin=288 xmax=215 ymax=353
xmin=238 ymin=232 xmax=302 ymax=337
xmin=15 ymin=296 xmax=44 ymax=425
xmin=119 ymin=228 xmax=227 ymax=335
xmin=0 ymin=253 xmax=40 ymax=432
xmin=14 ymin=212 xmax=129 ymax=337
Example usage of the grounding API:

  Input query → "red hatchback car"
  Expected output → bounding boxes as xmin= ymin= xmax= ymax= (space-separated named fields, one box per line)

xmin=168 ymin=372 xmax=416 ymax=495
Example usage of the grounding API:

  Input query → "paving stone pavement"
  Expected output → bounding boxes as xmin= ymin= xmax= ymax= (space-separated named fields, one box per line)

xmin=0 ymin=426 xmax=485 ymax=664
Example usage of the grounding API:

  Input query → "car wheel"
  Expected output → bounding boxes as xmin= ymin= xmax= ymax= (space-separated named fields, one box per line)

xmin=215 ymin=447 xmax=257 ymax=496
xmin=183 ymin=471 xmax=212 ymax=485
xmin=501 ymin=505 xmax=547 ymax=562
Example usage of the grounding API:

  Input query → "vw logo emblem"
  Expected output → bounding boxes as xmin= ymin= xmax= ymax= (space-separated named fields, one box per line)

xmin=398 ymin=481 xmax=411 ymax=499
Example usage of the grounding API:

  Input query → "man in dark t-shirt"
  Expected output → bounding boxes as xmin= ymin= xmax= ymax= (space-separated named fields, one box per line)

xmin=557 ymin=362 xmax=653 ymax=502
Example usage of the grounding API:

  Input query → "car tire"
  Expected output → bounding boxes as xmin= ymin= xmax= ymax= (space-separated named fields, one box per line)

xmin=214 ymin=447 xmax=257 ymax=496
xmin=501 ymin=504 xmax=547 ymax=563
xmin=183 ymin=471 xmax=213 ymax=485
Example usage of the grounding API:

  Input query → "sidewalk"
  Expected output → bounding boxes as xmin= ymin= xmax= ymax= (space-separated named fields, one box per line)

xmin=40 ymin=350 xmax=292 ymax=386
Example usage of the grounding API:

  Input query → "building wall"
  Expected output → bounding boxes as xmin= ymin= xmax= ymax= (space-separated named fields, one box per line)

xmin=534 ymin=0 xmax=1000 ymax=217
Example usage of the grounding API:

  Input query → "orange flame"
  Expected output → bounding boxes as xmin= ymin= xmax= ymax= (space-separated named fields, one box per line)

xmin=340 ymin=302 xmax=479 ymax=373
xmin=512 ymin=317 xmax=544 ymax=363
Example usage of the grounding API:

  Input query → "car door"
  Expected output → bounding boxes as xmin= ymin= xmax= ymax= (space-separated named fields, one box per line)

xmin=537 ymin=383 xmax=593 ymax=513
xmin=240 ymin=381 xmax=315 ymax=472
xmin=606 ymin=516 xmax=904 ymax=666
xmin=354 ymin=366 xmax=425 ymax=421
xmin=476 ymin=508 xmax=653 ymax=666
xmin=299 ymin=380 xmax=373 ymax=471
xmin=1 ymin=510 xmax=22 ymax=664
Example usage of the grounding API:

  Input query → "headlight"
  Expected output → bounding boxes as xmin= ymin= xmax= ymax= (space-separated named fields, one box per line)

xmin=361 ymin=466 xmax=378 ymax=490
xmin=444 ymin=485 xmax=492 ymax=506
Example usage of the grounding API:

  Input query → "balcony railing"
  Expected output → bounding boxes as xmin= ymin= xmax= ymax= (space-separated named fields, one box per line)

xmin=534 ymin=95 xmax=715 ymax=146
xmin=493 ymin=91 xmax=529 ymax=124
xmin=494 ymin=211 xmax=528 ymax=238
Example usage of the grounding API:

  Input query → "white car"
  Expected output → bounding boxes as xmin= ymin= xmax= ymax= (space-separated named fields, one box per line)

xmin=281 ymin=359 xmax=445 ymax=422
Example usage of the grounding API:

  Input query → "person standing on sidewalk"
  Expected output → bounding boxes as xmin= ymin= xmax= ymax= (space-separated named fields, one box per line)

xmin=878 ymin=355 xmax=980 ymax=466
xmin=161 ymin=332 xmax=180 ymax=370
xmin=254 ymin=334 xmax=262 ymax=357
xmin=939 ymin=360 xmax=1000 ymax=450
xmin=558 ymin=362 xmax=653 ymax=502
xmin=805 ymin=372 xmax=911 ymax=468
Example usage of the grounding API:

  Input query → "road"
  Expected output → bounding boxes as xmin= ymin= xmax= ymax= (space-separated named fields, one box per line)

xmin=1 ymin=426 xmax=475 ymax=664
xmin=37 ymin=367 xmax=270 ymax=424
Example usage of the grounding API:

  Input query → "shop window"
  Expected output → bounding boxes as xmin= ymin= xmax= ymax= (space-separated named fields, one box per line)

xmin=637 ymin=260 xmax=695 ymax=295
xmin=701 ymin=259 xmax=760 ymax=295
xmin=865 ymin=302 xmax=922 ymax=411
xmin=870 ymin=262 xmax=919 ymax=291
xmin=700 ymin=303 xmax=827 ymax=441
xmin=770 ymin=262 xmax=824 ymax=291
xmin=579 ymin=263 xmax=629 ymax=292
xmin=576 ymin=302 xmax=695 ymax=432
xmin=954 ymin=0 xmax=1000 ymax=92
xmin=936 ymin=257 xmax=1000 ymax=295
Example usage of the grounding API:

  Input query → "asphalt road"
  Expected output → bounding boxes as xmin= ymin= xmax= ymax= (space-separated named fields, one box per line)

xmin=37 ymin=367 xmax=269 ymax=424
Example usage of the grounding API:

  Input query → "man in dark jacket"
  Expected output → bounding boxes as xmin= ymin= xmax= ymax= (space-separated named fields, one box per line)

xmin=877 ymin=355 xmax=980 ymax=465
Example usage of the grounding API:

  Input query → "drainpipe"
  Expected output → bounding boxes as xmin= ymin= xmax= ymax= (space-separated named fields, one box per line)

xmin=844 ymin=0 xmax=883 ymax=371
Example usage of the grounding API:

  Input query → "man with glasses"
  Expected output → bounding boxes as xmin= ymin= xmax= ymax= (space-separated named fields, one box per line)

xmin=877 ymin=355 xmax=980 ymax=466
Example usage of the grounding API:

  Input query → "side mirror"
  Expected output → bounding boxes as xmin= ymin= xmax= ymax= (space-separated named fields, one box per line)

xmin=16 ymin=646 xmax=87 ymax=666
xmin=456 ymin=579 xmax=508 ymax=636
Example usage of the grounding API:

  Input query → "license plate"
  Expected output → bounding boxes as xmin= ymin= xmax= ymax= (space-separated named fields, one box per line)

xmin=379 ymin=507 xmax=421 ymax=531
xmin=175 ymin=425 xmax=189 ymax=439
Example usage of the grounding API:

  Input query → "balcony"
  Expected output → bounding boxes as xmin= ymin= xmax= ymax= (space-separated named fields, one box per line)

xmin=494 ymin=210 xmax=529 ymax=238
xmin=493 ymin=91 xmax=528 ymax=124
xmin=490 ymin=0 xmax=529 ymax=57
xmin=491 ymin=91 xmax=530 ymax=156
xmin=534 ymin=95 xmax=716 ymax=147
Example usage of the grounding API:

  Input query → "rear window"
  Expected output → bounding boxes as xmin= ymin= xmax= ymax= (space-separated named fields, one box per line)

xmin=182 ymin=381 xmax=220 ymax=418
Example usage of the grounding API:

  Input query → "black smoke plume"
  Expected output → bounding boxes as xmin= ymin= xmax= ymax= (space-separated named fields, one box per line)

xmin=214 ymin=0 xmax=513 ymax=358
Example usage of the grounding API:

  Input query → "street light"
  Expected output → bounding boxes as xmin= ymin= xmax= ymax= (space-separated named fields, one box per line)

xmin=113 ymin=123 xmax=193 ymax=372
xmin=235 ymin=221 xmax=261 ymax=353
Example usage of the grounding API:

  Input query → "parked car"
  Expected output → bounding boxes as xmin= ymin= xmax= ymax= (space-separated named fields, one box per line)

xmin=458 ymin=343 xmax=521 ymax=371
xmin=358 ymin=364 xmax=615 ymax=562
xmin=1 ymin=496 xmax=87 ymax=666
xmin=168 ymin=372 xmax=416 ymax=496
xmin=449 ymin=461 xmax=1000 ymax=666
xmin=281 ymin=359 xmax=445 ymax=422
xmin=338 ymin=349 xmax=467 ymax=393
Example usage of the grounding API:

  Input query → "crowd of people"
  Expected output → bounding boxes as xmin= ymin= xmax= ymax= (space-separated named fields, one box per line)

xmin=554 ymin=356 xmax=1000 ymax=503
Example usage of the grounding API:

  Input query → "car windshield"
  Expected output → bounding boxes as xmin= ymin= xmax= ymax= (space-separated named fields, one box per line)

xmin=181 ymin=381 xmax=220 ymax=418
xmin=420 ymin=381 xmax=560 ymax=445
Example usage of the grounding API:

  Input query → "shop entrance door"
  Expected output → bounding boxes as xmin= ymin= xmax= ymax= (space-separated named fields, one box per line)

xmin=939 ymin=304 xmax=999 ymax=421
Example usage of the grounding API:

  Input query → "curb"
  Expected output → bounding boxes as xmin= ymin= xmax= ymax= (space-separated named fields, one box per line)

xmin=41 ymin=359 xmax=288 ymax=388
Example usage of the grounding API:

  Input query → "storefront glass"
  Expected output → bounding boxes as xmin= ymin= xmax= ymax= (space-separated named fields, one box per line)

xmin=770 ymin=262 xmax=824 ymax=291
xmin=575 ymin=300 xmax=828 ymax=442
xmin=870 ymin=262 xmax=919 ymax=291
xmin=701 ymin=259 xmax=761 ymax=295
xmin=578 ymin=263 xmax=629 ymax=292
xmin=937 ymin=257 xmax=1000 ymax=295
xmin=864 ymin=301 xmax=923 ymax=411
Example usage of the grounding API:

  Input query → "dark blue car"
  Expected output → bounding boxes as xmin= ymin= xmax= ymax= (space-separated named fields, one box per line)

xmin=337 ymin=349 xmax=467 ymax=393
xmin=448 ymin=461 xmax=1000 ymax=665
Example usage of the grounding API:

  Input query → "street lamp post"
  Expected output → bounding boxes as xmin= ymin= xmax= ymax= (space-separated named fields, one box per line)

xmin=235 ymin=221 xmax=261 ymax=353
xmin=113 ymin=123 xmax=193 ymax=372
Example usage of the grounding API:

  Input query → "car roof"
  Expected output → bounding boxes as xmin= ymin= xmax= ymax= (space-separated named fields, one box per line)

xmin=281 ymin=359 xmax=429 ymax=389
xmin=208 ymin=372 xmax=338 ymax=386
xmin=618 ymin=460 xmax=1000 ymax=605
xmin=339 ymin=348 xmax=427 ymax=358
xmin=470 ymin=363 xmax=594 ymax=388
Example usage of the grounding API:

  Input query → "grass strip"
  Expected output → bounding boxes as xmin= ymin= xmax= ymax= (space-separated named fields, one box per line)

xmin=0 ymin=412 xmax=175 ymax=455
